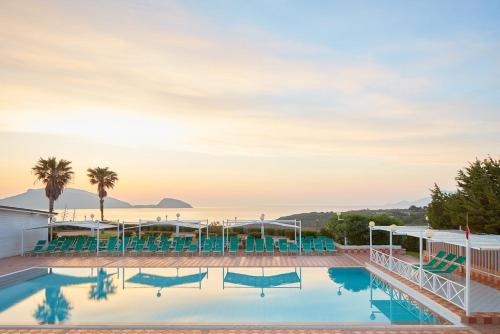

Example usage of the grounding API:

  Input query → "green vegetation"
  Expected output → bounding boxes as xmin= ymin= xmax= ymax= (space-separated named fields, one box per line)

xmin=32 ymin=157 xmax=74 ymax=214
xmin=87 ymin=167 xmax=119 ymax=221
xmin=428 ymin=157 xmax=500 ymax=234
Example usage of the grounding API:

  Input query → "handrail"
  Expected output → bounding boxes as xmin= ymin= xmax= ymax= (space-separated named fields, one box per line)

xmin=370 ymin=249 xmax=466 ymax=310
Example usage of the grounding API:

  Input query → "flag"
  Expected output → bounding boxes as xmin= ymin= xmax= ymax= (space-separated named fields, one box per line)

xmin=465 ymin=223 xmax=470 ymax=240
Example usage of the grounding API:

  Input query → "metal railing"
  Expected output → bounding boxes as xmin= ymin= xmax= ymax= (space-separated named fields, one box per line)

xmin=370 ymin=249 xmax=466 ymax=310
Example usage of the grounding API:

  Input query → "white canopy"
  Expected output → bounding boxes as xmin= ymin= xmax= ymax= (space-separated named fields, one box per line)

xmin=372 ymin=225 xmax=500 ymax=250
xmin=25 ymin=221 xmax=117 ymax=230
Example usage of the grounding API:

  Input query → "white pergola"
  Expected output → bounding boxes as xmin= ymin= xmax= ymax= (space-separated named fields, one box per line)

xmin=121 ymin=218 xmax=209 ymax=256
xmin=369 ymin=224 xmax=500 ymax=316
xmin=22 ymin=220 xmax=117 ymax=256
xmin=222 ymin=218 xmax=302 ymax=255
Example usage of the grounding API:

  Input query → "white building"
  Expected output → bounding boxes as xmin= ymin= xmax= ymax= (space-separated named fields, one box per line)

xmin=0 ymin=206 xmax=52 ymax=258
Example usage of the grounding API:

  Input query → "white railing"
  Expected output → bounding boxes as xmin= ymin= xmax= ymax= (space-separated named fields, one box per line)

xmin=370 ymin=249 xmax=466 ymax=310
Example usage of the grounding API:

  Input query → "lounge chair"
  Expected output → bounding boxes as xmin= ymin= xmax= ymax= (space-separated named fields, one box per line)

xmin=28 ymin=240 xmax=47 ymax=255
xmin=229 ymin=239 xmax=239 ymax=255
xmin=265 ymin=238 xmax=274 ymax=254
xmin=279 ymin=242 xmax=288 ymax=254
xmin=202 ymin=240 xmax=213 ymax=255
xmin=325 ymin=239 xmax=336 ymax=254
xmin=186 ymin=243 xmax=199 ymax=255
xmin=68 ymin=237 xmax=86 ymax=255
xmin=146 ymin=241 xmax=158 ymax=254
xmin=427 ymin=256 xmax=466 ymax=274
xmin=288 ymin=243 xmax=298 ymax=255
xmin=101 ymin=237 xmax=118 ymax=255
xmin=424 ymin=253 xmax=457 ymax=271
xmin=314 ymin=240 xmax=325 ymax=254
xmin=173 ymin=243 xmax=184 ymax=255
xmin=255 ymin=239 xmax=264 ymax=255
xmin=302 ymin=242 xmax=313 ymax=254
xmin=213 ymin=242 xmax=223 ymax=255
xmin=130 ymin=239 xmax=145 ymax=255
xmin=55 ymin=238 xmax=73 ymax=254
xmin=245 ymin=238 xmax=255 ymax=254
xmin=413 ymin=250 xmax=446 ymax=268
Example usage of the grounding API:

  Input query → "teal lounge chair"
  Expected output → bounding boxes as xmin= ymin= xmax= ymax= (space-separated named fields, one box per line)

xmin=55 ymin=238 xmax=73 ymax=254
xmin=279 ymin=242 xmax=288 ymax=254
xmin=146 ymin=241 xmax=158 ymax=254
xmin=325 ymin=239 xmax=336 ymax=254
xmin=131 ymin=239 xmax=145 ymax=255
xmin=213 ymin=242 xmax=223 ymax=255
xmin=265 ymin=238 xmax=274 ymax=254
xmin=29 ymin=240 xmax=47 ymax=255
xmin=101 ymin=237 xmax=118 ymax=255
xmin=186 ymin=243 xmax=199 ymax=255
xmin=158 ymin=240 xmax=170 ymax=255
xmin=424 ymin=253 xmax=457 ymax=271
xmin=288 ymin=243 xmax=298 ymax=255
xmin=413 ymin=250 xmax=447 ymax=268
xmin=302 ymin=242 xmax=313 ymax=254
xmin=68 ymin=237 xmax=86 ymax=255
xmin=314 ymin=240 xmax=325 ymax=254
xmin=202 ymin=240 xmax=213 ymax=255
xmin=255 ymin=239 xmax=264 ymax=255
xmin=245 ymin=238 xmax=255 ymax=254
xmin=173 ymin=243 xmax=184 ymax=255
xmin=427 ymin=256 xmax=466 ymax=274
xmin=229 ymin=239 xmax=239 ymax=255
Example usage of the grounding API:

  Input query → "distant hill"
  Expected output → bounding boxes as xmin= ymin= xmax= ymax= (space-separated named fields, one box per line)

xmin=380 ymin=197 xmax=431 ymax=209
xmin=0 ymin=188 xmax=193 ymax=209
xmin=133 ymin=198 xmax=192 ymax=208
xmin=0 ymin=188 xmax=131 ymax=209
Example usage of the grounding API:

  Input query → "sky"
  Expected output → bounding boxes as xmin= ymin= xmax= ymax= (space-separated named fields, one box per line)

xmin=0 ymin=0 xmax=499 ymax=207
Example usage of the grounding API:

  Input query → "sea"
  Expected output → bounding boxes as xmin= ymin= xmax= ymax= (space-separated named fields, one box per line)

xmin=55 ymin=206 xmax=357 ymax=223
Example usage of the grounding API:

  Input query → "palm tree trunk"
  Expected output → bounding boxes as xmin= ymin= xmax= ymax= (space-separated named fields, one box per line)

xmin=99 ymin=198 xmax=104 ymax=221
xmin=49 ymin=198 xmax=54 ymax=213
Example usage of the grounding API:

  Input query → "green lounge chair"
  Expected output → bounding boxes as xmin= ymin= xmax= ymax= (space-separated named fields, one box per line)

xmin=412 ymin=250 xmax=446 ymax=268
xmin=29 ymin=240 xmax=47 ymax=255
xmin=255 ymin=239 xmax=264 ymax=255
xmin=302 ymin=242 xmax=313 ymax=254
xmin=201 ymin=240 xmax=213 ymax=255
xmin=158 ymin=240 xmax=170 ymax=255
xmin=427 ymin=256 xmax=466 ymax=274
xmin=186 ymin=243 xmax=199 ymax=255
xmin=85 ymin=241 xmax=98 ymax=255
xmin=55 ymin=238 xmax=73 ymax=254
xmin=213 ymin=242 xmax=223 ymax=255
xmin=245 ymin=238 xmax=255 ymax=254
xmin=229 ymin=239 xmax=239 ymax=255
xmin=265 ymin=238 xmax=274 ymax=254
xmin=425 ymin=253 xmax=457 ymax=271
xmin=68 ymin=237 xmax=86 ymax=255
xmin=314 ymin=240 xmax=325 ymax=254
xmin=131 ymin=239 xmax=145 ymax=255
xmin=325 ymin=239 xmax=336 ymax=254
xmin=288 ymin=243 xmax=298 ymax=255
xmin=101 ymin=237 xmax=118 ymax=255
xmin=279 ymin=242 xmax=288 ymax=254
xmin=173 ymin=243 xmax=184 ymax=255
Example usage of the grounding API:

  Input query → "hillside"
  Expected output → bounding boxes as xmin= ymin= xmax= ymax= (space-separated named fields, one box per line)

xmin=0 ymin=188 xmax=193 ymax=209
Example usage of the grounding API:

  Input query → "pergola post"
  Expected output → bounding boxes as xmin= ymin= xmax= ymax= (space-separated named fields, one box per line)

xmin=299 ymin=220 xmax=302 ymax=256
xmin=389 ymin=230 xmax=393 ymax=270
xmin=122 ymin=221 xmax=125 ymax=256
xmin=419 ymin=232 xmax=423 ymax=288
xmin=97 ymin=220 xmax=100 ymax=257
xmin=222 ymin=220 xmax=225 ymax=256
xmin=465 ymin=237 xmax=471 ymax=316
xmin=198 ymin=222 xmax=202 ymax=255
xmin=369 ymin=226 xmax=373 ymax=261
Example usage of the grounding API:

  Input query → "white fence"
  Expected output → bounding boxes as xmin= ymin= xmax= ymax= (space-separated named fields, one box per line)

xmin=370 ymin=249 xmax=466 ymax=310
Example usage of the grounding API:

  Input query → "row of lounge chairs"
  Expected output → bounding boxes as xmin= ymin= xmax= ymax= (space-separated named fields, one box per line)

xmin=414 ymin=250 xmax=466 ymax=274
xmin=27 ymin=234 xmax=336 ymax=256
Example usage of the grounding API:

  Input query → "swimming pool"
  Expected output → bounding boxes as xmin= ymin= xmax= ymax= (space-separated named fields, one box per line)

xmin=0 ymin=267 xmax=445 ymax=325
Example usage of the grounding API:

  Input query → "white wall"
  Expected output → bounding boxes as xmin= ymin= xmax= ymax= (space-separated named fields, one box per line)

xmin=0 ymin=210 xmax=48 ymax=258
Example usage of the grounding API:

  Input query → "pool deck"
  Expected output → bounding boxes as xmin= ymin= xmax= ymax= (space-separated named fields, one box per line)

xmin=0 ymin=253 xmax=498 ymax=334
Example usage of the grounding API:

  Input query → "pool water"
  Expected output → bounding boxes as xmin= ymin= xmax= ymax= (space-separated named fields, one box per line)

xmin=0 ymin=267 xmax=444 ymax=325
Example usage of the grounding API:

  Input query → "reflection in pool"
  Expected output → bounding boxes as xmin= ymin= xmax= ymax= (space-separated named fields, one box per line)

xmin=0 ymin=267 xmax=444 ymax=325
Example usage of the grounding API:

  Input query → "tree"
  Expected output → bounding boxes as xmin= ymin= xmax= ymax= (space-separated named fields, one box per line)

xmin=324 ymin=213 xmax=403 ymax=245
xmin=427 ymin=157 xmax=500 ymax=234
xmin=87 ymin=167 xmax=118 ymax=221
xmin=32 ymin=157 xmax=74 ymax=213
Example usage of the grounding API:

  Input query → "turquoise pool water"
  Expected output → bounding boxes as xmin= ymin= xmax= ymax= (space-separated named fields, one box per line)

xmin=0 ymin=267 xmax=444 ymax=325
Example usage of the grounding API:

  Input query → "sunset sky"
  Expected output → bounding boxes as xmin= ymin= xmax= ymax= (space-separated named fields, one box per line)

xmin=1 ymin=0 xmax=499 ymax=206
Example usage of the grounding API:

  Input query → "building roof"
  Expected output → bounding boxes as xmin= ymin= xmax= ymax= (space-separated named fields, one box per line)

xmin=0 ymin=205 xmax=55 ymax=216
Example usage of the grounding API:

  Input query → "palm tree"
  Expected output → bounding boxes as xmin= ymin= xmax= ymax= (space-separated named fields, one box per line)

xmin=87 ymin=167 xmax=118 ymax=221
xmin=32 ymin=157 xmax=74 ymax=213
